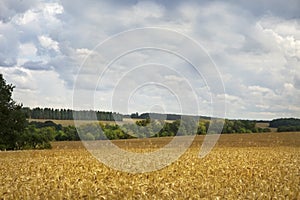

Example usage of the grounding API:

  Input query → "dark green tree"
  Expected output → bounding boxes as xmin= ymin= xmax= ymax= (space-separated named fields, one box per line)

xmin=0 ymin=74 xmax=27 ymax=150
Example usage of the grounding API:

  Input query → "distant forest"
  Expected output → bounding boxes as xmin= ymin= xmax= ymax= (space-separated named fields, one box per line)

xmin=21 ymin=107 xmax=210 ymax=121
xmin=129 ymin=112 xmax=211 ymax=121
xmin=21 ymin=107 xmax=123 ymax=121
xmin=269 ymin=118 xmax=300 ymax=132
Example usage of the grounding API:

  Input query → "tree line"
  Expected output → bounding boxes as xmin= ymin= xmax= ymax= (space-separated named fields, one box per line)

xmin=270 ymin=118 xmax=300 ymax=132
xmin=21 ymin=107 xmax=123 ymax=121
xmin=129 ymin=112 xmax=211 ymax=121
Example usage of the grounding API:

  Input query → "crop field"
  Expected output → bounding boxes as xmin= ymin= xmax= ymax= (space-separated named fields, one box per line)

xmin=0 ymin=132 xmax=299 ymax=199
xmin=28 ymin=118 xmax=159 ymax=127
xmin=256 ymin=122 xmax=277 ymax=132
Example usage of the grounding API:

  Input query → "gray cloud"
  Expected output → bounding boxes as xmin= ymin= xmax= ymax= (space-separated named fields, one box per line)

xmin=0 ymin=23 xmax=19 ymax=67
xmin=22 ymin=60 xmax=52 ymax=71
xmin=0 ymin=0 xmax=299 ymax=119
xmin=0 ymin=0 xmax=38 ymax=23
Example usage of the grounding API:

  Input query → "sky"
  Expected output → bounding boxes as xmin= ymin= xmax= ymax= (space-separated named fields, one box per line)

xmin=0 ymin=0 xmax=299 ymax=120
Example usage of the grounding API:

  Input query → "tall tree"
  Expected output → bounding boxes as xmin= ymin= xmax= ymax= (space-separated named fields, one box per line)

xmin=0 ymin=74 xmax=27 ymax=150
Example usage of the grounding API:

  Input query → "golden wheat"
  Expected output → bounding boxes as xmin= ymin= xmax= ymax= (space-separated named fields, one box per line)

xmin=0 ymin=132 xmax=299 ymax=199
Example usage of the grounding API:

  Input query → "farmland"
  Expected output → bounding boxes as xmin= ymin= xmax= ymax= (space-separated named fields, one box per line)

xmin=0 ymin=132 xmax=299 ymax=199
xmin=28 ymin=118 xmax=174 ymax=127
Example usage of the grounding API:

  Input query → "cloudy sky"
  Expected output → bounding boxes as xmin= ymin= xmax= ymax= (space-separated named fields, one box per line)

xmin=0 ymin=0 xmax=299 ymax=120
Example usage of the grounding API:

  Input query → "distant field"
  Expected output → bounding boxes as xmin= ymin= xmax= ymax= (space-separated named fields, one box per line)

xmin=256 ymin=122 xmax=277 ymax=132
xmin=28 ymin=119 xmax=101 ymax=126
xmin=0 ymin=132 xmax=299 ymax=199
xmin=28 ymin=118 xmax=174 ymax=126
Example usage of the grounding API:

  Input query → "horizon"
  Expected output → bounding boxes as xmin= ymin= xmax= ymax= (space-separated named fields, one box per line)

xmin=21 ymin=106 xmax=300 ymax=121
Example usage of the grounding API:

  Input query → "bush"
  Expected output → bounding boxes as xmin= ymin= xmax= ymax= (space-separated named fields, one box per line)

xmin=277 ymin=126 xmax=300 ymax=132
xmin=19 ymin=126 xmax=52 ymax=149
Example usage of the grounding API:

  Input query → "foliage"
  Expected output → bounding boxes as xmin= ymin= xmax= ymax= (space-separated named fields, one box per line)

xmin=107 ymin=118 xmax=198 ymax=138
xmin=77 ymin=123 xmax=134 ymax=140
xmin=277 ymin=126 xmax=300 ymax=132
xmin=29 ymin=120 xmax=62 ymax=131
xmin=19 ymin=126 xmax=53 ymax=149
xmin=221 ymin=119 xmax=270 ymax=134
xmin=269 ymin=118 xmax=300 ymax=127
xmin=26 ymin=117 xmax=274 ymax=143
xmin=197 ymin=120 xmax=209 ymax=134
xmin=0 ymin=74 xmax=27 ymax=150
xmin=270 ymin=118 xmax=300 ymax=132
xmin=55 ymin=126 xmax=80 ymax=141
xmin=0 ymin=75 xmax=57 ymax=150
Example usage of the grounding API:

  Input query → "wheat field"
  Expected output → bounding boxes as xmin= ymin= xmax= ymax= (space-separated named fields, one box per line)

xmin=0 ymin=132 xmax=299 ymax=199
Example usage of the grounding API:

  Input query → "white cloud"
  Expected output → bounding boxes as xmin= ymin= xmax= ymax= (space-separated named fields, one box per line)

xmin=38 ymin=35 xmax=59 ymax=52
xmin=76 ymin=48 xmax=92 ymax=57
xmin=3 ymin=67 xmax=71 ymax=109
xmin=43 ymin=2 xmax=63 ymax=16
xmin=248 ymin=85 xmax=273 ymax=94
xmin=0 ymin=0 xmax=39 ymax=23
xmin=14 ymin=9 xmax=38 ymax=25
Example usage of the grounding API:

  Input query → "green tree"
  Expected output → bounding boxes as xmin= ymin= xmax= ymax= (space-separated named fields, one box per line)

xmin=21 ymin=126 xmax=52 ymax=149
xmin=197 ymin=121 xmax=207 ymax=134
xmin=0 ymin=74 xmax=27 ymax=150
